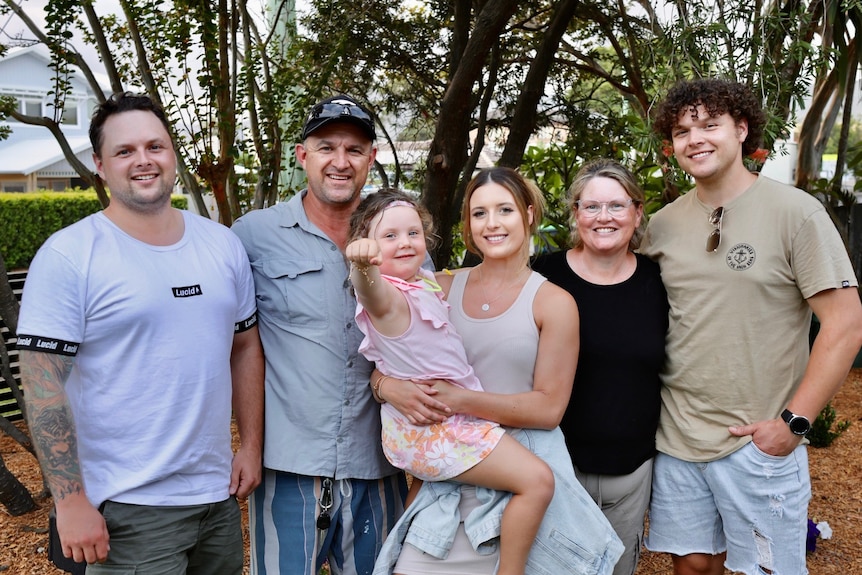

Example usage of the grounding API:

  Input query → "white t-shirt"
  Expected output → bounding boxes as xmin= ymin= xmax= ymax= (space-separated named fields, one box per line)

xmin=18 ymin=210 xmax=256 ymax=507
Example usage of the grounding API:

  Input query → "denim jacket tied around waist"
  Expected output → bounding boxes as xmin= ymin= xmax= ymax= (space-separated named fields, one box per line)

xmin=373 ymin=426 xmax=624 ymax=575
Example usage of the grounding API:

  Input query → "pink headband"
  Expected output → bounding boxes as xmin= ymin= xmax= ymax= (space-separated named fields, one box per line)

xmin=384 ymin=200 xmax=415 ymax=210
xmin=365 ymin=199 xmax=418 ymax=238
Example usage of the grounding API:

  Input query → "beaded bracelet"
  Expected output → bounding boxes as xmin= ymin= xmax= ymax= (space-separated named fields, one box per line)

xmin=352 ymin=263 xmax=374 ymax=285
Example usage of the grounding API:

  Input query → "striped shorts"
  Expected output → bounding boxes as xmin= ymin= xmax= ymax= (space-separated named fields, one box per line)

xmin=249 ymin=469 xmax=407 ymax=575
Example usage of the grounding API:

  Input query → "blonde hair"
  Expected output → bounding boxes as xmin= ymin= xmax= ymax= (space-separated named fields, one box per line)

xmin=461 ymin=167 xmax=544 ymax=263
xmin=567 ymin=158 xmax=645 ymax=250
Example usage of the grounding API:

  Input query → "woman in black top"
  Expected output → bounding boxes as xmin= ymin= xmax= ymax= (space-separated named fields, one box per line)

xmin=532 ymin=158 xmax=668 ymax=575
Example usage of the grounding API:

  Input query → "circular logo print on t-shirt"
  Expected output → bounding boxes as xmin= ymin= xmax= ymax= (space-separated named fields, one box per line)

xmin=726 ymin=243 xmax=756 ymax=270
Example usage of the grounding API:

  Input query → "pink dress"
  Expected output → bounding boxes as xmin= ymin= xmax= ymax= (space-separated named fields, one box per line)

xmin=356 ymin=271 xmax=505 ymax=481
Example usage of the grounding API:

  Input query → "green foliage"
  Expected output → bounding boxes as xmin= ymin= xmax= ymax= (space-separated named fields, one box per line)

xmin=521 ymin=143 xmax=579 ymax=253
xmin=520 ymin=135 xmax=669 ymax=254
xmin=807 ymin=402 xmax=851 ymax=448
xmin=446 ymin=221 xmax=467 ymax=269
xmin=4 ymin=0 xmax=836 ymax=259
xmin=0 ymin=94 xmax=12 ymax=141
xmin=825 ymin=120 xmax=862 ymax=156
xmin=42 ymin=0 xmax=80 ymax=124
xmin=804 ymin=140 xmax=862 ymax=250
xmin=0 ymin=191 xmax=102 ymax=269
xmin=0 ymin=191 xmax=188 ymax=269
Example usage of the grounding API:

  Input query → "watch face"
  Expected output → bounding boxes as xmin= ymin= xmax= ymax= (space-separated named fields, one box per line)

xmin=790 ymin=416 xmax=810 ymax=435
xmin=782 ymin=409 xmax=810 ymax=435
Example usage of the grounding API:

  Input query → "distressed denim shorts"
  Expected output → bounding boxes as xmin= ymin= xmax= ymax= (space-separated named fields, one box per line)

xmin=645 ymin=442 xmax=811 ymax=575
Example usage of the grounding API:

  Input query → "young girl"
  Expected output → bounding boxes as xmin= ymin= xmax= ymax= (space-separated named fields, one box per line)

xmin=346 ymin=188 xmax=554 ymax=575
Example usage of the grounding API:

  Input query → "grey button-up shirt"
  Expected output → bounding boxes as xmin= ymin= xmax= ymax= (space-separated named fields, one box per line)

xmin=232 ymin=191 xmax=398 ymax=479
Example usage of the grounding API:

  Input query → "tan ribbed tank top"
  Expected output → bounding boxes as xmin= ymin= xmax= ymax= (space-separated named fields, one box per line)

xmin=447 ymin=269 xmax=545 ymax=396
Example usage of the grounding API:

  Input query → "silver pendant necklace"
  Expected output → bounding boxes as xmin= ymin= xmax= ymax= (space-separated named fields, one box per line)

xmin=477 ymin=265 xmax=527 ymax=312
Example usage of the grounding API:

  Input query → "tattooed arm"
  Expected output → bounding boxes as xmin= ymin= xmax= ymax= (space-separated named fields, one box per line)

xmin=19 ymin=350 xmax=110 ymax=564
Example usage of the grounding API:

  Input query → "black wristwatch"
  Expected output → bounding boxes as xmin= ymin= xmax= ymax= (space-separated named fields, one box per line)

xmin=781 ymin=409 xmax=811 ymax=436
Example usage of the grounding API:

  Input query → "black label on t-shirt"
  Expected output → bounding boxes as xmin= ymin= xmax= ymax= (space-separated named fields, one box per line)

xmin=172 ymin=284 xmax=203 ymax=298
xmin=16 ymin=334 xmax=79 ymax=356
xmin=235 ymin=312 xmax=258 ymax=333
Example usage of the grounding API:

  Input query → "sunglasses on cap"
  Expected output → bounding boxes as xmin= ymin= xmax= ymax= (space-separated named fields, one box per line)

xmin=309 ymin=101 xmax=373 ymax=122
xmin=302 ymin=97 xmax=376 ymax=140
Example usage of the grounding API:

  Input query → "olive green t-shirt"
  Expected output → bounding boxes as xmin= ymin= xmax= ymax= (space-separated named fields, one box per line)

xmin=640 ymin=175 xmax=858 ymax=461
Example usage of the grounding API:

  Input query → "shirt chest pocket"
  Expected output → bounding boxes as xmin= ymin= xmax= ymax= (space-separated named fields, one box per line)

xmin=256 ymin=258 xmax=328 ymax=328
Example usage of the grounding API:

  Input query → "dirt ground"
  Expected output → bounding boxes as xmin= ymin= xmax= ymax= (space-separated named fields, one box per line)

xmin=2 ymin=369 xmax=861 ymax=574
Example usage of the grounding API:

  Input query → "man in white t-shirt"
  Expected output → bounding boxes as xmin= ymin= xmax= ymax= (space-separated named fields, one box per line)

xmin=640 ymin=78 xmax=862 ymax=575
xmin=17 ymin=92 xmax=264 ymax=574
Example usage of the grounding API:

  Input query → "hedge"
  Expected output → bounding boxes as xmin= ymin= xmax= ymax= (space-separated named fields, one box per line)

xmin=0 ymin=191 xmax=188 ymax=270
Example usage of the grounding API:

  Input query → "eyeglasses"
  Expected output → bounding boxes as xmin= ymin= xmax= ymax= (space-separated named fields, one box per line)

xmin=706 ymin=206 xmax=724 ymax=252
xmin=575 ymin=199 xmax=636 ymax=218
xmin=309 ymin=101 xmax=373 ymax=123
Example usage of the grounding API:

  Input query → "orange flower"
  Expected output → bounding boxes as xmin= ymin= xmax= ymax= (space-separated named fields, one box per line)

xmin=749 ymin=148 xmax=769 ymax=163
xmin=661 ymin=141 xmax=673 ymax=157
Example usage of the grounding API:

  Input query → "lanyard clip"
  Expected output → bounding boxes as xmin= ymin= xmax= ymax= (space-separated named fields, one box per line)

xmin=317 ymin=478 xmax=333 ymax=530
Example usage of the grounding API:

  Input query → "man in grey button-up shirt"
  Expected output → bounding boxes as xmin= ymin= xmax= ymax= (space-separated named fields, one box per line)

xmin=232 ymin=95 xmax=407 ymax=575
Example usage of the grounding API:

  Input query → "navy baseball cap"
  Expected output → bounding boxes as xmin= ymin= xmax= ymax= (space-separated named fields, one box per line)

xmin=301 ymin=95 xmax=376 ymax=141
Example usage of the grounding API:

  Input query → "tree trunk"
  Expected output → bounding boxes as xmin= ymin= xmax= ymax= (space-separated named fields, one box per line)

xmin=498 ymin=0 xmax=581 ymax=168
xmin=831 ymin=40 xmax=858 ymax=201
xmin=796 ymin=67 xmax=841 ymax=191
xmin=0 ymin=254 xmax=17 ymax=336
xmin=424 ymin=0 xmax=520 ymax=268
xmin=0 ymin=337 xmax=27 ymax=426
xmin=0 ymin=453 xmax=36 ymax=516
xmin=119 ymin=0 xmax=212 ymax=219
xmin=199 ymin=162 xmax=234 ymax=226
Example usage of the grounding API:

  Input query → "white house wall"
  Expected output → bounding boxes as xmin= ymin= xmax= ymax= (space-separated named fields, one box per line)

xmin=38 ymin=146 xmax=97 ymax=178
xmin=0 ymin=49 xmax=93 ymax=102
xmin=0 ymin=46 xmax=106 ymax=191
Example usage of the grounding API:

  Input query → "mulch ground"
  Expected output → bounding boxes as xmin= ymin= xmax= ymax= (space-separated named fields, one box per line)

xmin=2 ymin=369 xmax=861 ymax=574
xmin=635 ymin=368 xmax=862 ymax=574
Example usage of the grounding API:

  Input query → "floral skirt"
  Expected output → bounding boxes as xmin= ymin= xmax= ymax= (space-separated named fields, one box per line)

xmin=381 ymin=407 xmax=505 ymax=481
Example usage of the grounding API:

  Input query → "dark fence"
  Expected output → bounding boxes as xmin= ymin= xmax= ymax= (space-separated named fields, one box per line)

xmin=847 ymin=204 xmax=862 ymax=286
xmin=828 ymin=203 xmax=862 ymax=285
xmin=1 ymin=270 xmax=26 ymax=421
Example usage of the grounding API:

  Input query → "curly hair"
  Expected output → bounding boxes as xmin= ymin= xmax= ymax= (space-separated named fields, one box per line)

xmin=653 ymin=78 xmax=766 ymax=157
xmin=347 ymin=188 xmax=437 ymax=250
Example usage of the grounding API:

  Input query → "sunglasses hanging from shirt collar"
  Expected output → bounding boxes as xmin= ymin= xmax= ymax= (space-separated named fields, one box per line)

xmin=706 ymin=206 xmax=724 ymax=252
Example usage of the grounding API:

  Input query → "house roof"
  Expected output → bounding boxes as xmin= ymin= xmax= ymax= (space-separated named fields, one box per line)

xmin=375 ymin=138 xmax=499 ymax=169
xmin=0 ymin=44 xmax=108 ymax=179
xmin=1 ymin=44 xmax=110 ymax=91
xmin=0 ymin=136 xmax=94 ymax=176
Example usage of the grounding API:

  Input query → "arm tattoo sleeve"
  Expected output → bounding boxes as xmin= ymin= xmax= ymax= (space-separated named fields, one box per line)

xmin=19 ymin=350 xmax=85 ymax=500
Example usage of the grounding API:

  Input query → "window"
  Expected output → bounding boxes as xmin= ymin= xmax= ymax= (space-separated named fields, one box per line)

xmin=1 ymin=182 xmax=27 ymax=193
xmin=60 ymin=104 xmax=78 ymax=125
xmin=4 ymin=98 xmax=43 ymax=122
xmin=5 ymin=97 xmax=79 ymax=123
xmin=37 ymin=179 xmax=70 ymax=191
xmin=22 ymin=99 xmax=42 ymax=117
